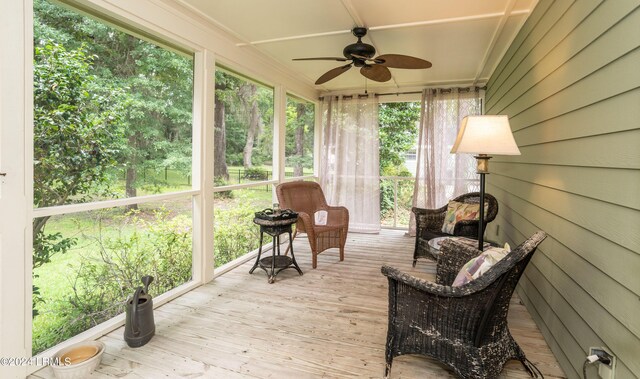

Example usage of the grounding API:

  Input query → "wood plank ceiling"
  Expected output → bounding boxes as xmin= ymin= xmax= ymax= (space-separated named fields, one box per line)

xmin=173 ymin=0 xmax=538 ymax=92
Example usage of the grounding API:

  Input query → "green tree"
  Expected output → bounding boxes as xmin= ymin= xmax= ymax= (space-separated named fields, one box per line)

xmin=378 ymin=102 xmax=420 ymax=215
xmin=239 ymin=83 xmax=261 ymax=168
xmin=32 ymin=0 xmax=193 ymax=314
xmin=33 ymin=41 xmax=125 ymax=315
xmin=214 ymin=70 xmax=248 ymax=177
xmin=285 ymin=99 xmax=314 ymax=176
xmin=35 ymin=0 xmax=194 ymax=204
xmin=378 ymin=102 xmax=420 ymax=173
xmin=31 ymin=0 xmax=195 ymax=351
xmin=253 ymin=86 xmax=274 ymax=167
xmin=214 ymin=70 xmax=274 ymax=174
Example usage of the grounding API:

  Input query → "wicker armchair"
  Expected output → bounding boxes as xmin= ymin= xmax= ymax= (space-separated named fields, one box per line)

xmin=382 ymin=231 xmax=547 ymax=379
xmin=276 ymin=181 xmax=349 ymax=269
xmin=412 ymin=192 xmax=498 ymax=266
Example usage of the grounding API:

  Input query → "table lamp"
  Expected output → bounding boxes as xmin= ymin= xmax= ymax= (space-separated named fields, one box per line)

xmin=450 ymin=115 xmax=520 ymax=250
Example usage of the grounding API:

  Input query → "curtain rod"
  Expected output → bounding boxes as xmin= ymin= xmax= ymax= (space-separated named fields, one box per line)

xmin=319 ymin=86 xmax=487 ymax=101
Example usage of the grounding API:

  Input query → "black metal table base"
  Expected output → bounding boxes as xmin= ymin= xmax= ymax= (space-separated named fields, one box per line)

xmin=249 ymin=225 xmax=302 ymax=283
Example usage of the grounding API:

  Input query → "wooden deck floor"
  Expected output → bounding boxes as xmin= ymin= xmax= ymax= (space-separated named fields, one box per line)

xmin=32 ymin=229 xmax=565 ymax=378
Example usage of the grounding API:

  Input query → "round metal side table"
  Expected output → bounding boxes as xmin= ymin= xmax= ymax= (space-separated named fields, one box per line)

xmin=249 ymin=216 xmax=303 ymax=283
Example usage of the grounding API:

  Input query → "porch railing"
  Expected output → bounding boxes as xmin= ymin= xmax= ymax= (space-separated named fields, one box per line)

xmin=380 ymin=176 xmax=414 ymax=229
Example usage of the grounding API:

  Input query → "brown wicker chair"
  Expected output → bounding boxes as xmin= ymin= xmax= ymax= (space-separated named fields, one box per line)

xmin=275 ymin=181 xmax=349 ymax=268
xmin=412 ymin=192 xmax=498 ymax=266
xmin=381 ymin=231 xmax=546 ymax=379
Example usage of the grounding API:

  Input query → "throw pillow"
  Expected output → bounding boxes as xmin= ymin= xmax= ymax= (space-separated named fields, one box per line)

xmin=452 ymin=244 xmax=511 ymax=287
xmin=314 ymin=210 xmax=328 ymax=225
xmin=441 ymin=201 xmax=484 ymax=234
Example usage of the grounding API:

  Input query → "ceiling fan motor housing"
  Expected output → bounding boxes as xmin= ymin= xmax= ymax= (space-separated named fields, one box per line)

xmin=343 ymin=42 xmax=375 ymax=66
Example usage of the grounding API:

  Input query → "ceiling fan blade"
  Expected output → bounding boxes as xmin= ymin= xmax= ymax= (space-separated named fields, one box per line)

xmin=376 ymin=54 xmax=432 ymax=69
xmin=315 ymin=64 xmax=352 ymax=85
xmin=360 ymin=65 xmax=391 ymax=82
xmin=293 ymin=57 xmax=350 ymax=62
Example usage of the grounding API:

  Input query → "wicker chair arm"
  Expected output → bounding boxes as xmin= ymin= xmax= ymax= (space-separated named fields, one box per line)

xmin=411 ymin=205 xmax=447 ymax=216
xmin=436 ymin=239 xmax=482 ymax=286
xmin=383 ymin=258 xmax=512 ymax=299
xmin=324 ymin=205 xmax=349 ymax=225
xmin=412 ymin=206 xmax=447 ymax=232
xmin=295 ymin=211 xmax=314 ymax=233
xmin=381 ymin=265 xmax=467 ymax=298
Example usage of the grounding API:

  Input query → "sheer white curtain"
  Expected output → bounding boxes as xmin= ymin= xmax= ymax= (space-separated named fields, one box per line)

xmin=320 ymin=95 xmax=380 ymax=233
xmin=409 ymin=88 xmax=483 ymax=235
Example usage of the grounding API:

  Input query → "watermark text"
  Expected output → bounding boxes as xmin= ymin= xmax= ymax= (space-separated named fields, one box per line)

xmin=0 ymin=356 xmax=71 ymax=366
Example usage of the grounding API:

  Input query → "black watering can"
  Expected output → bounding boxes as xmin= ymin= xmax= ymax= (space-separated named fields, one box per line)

xmin=124 ymin=275 xmax=155 ymax=348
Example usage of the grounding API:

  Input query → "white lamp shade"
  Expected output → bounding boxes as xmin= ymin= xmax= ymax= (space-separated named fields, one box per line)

xmin=450 ymin=115 xmax=521 ymax=155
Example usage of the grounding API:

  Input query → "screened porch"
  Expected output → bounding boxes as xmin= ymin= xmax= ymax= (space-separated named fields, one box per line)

xmin=2 ymin=0 xmax=638 ymax=378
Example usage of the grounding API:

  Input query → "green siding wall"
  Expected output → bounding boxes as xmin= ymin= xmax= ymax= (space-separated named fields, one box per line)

xmin=484 ymin=0 xmax=640 ymax=378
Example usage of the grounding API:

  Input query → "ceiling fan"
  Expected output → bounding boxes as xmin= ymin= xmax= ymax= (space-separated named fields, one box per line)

xmin=293 ymin=27 xmax=432 ymax=85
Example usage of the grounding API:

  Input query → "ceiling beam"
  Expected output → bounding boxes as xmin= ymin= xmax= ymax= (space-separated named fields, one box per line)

xmin=236 ymin=9 xmax=531 ymax=47
xmin=473 ymin=0 xmax=518 ymax=85
xmin=479 ymin=0 xmax=539 ymax=86
xmin=236 ymin=29 xmax=351 ymax=47
xmin=339 ymin=0 xmax=364 ymax=26
xmin=368 ymin=9 xmax=528 ymax=32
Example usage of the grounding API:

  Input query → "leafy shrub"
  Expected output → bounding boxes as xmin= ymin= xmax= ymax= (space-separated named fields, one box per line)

xmin=380 ymin=179 xmax=395 ymax=214
xmin=213 ymin=201 xmax=266 ymax=267
xmin=32 ymin=231 xmax=77 ymax=317
xmin=380 ymin=165 xmax=413 ymax=215
xmin=243 ymin=167 xmax=269 ymax=180
xmin=286 ymin=155 xmax=313 ymax=170
xmin=214 ymin=176 xmax=233 ymax=199
xmin=33 ymin=198 xmax=272 ymax=353
xmin=32 ymin=209 xmax=192 ymax=354
xmin=226 ymin=152 xmax=243 ymax=167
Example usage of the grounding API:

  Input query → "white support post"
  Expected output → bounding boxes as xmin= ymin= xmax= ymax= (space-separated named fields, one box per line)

xmin=272 ymin=85 xmax=287 ymax=199
xmin=0 ymin=0 xmax=32 ymax=377
xmin=191 ymin=50 xmax=215 ymax=283
xmin=313 ymin=101 xmax=322 ymax=180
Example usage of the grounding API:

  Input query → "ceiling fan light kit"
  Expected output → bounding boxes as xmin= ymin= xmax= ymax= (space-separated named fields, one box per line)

xmin=293 ymin=27 xmax=432 ymax=85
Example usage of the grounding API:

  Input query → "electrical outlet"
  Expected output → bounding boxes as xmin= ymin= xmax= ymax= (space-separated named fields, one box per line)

xmin=589 ymin=347 xmax=616 ymax=379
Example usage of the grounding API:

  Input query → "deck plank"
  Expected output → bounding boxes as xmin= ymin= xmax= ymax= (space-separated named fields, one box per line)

xmin=31 ymin=230 xmax=565 ymax=378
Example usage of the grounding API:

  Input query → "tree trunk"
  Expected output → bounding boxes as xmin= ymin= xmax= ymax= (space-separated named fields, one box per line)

xmin=242 ymin=84 xmax=261 ymax=168
xmin=125 ymin=170 xmax=138 ymax=211
xmin=125 ymin=134 xmax=138 ymax=211
xmin=32 ymin=216 xmax=50 ymax=241
xmin=214 ymin=95 xmax=229 ymax=180
xmin=293 ymin=103 xmax=306 ymax=177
